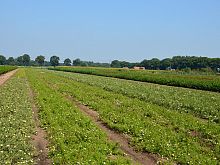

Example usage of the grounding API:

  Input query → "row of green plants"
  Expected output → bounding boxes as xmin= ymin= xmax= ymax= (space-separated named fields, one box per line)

xmin=51 ymin=70 xmax=220 ymax=123
xmin=37 ymin=69 xmax=220 ymax=164
xmin=49 ymin=67 xmax=220 ymax=92
xmin=0 ymin=70 xmax=34 ymax=164
xmin=0 ymin=66 xmax=17 ymax=75
xmin=25 ymin=69 xmax=131 ymax=164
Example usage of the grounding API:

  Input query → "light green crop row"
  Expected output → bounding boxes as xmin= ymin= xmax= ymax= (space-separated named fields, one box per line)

xmin=25 ymin=69 xmax=131 ymax=164
xmin=0 ymin=69 xmax=34 ymax=164
xmin=50 ymin=70 xmax=220 ymax=123
xmin=49 ymin=66 xmax=220 ymax=92
xmin=37 ymin=69 xmax=220 ymax=164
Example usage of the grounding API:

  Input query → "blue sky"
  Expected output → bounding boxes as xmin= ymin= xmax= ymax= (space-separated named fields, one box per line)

xmin=0 ymin=0 xmax=219 ymax=62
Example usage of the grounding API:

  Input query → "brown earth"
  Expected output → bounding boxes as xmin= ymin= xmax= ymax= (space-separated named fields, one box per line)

xmin=66 ymin=96 xmax=159 ymax=165
xmin=0 ymin=69 xmax=18 ymax=86
xmin=29 ymin=88 xmax=51 ymax=165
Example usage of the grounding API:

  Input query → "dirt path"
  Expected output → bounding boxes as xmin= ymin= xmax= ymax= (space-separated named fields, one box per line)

xmin=0 ymin=69 xmax=18 ymax=86
xmin=30 ymin=89 xmax=51 ymax=165
xmin=67 ymin=96 xmax=159 ymax=165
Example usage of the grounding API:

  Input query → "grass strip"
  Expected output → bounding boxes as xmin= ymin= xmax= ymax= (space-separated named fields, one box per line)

xmin=0 ymin=66 xmax=17 ymax=75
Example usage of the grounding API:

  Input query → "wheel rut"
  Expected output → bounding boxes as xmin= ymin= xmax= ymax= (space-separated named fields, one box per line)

xmin=29 ymin=89 xmax=51 ymax=165
xmin=66 ymin=96 xmax=159 ymax=165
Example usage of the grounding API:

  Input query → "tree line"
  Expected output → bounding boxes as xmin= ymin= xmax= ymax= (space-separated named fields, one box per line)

xmin=0 ymin=54 xmax=220 ymax=71
xmin=111 ymin=56 xmax=220 ymax=71
xmin=0 ymin=54 xmax=110 ymax=67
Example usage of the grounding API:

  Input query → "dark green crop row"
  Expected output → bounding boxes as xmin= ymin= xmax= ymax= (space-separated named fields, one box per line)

xmin=49 ymin=67 xmax=220 ymax=92
xmin=0 ymin=66 xmax=17 ymax=75
xmin=25 ymin=69 xmax=131 ymax=164
xmin=33 ymin=68 xmax=220 ymax=164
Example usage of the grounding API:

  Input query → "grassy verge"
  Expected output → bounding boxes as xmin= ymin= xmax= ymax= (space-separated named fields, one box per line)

xmin=0 ymin=66 xmax=17 ymax=75
xmin=0 ymin=69 xmax=34 ymax=164
xmin=50 ymin=70 xmax=220 ymax=123
xmin=25 ymin=69 xmax=131 ymax=164
xmin=37 ymin=69 xmax=220 ymax=164
xmin=49 ymin=66 xmax=220 ymax=92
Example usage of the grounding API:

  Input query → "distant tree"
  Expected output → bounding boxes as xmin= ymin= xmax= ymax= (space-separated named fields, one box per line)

xmin=22 ymin=54 xmax=31 ymax=66
xmin=44 ymin=61 xmax=51 ymax=66
xmin=64 ymin=58 xmax=71 ymax=66
xmin=35 ymin=55 xmax=45 ymax=66
xmin=140 ymin=59 xmax=150 ymax=69
xmin=16 ymin=56 xmax=23 ymax=66
xmin=29 ymin=60 xmax=38 ymax=66
xmin=50 ymin=56 xmax=60 ymax=67
xmin=149 ymin=58 xmax=160 ymax=69
xmin=7 ymin=57 xmax=15 ymax=65
xmin=81 ymin=61 xmax=88 ymax=66
xmin=72 ymin=58 xmax=81 ymax=66
xmin=0 ymin=55 xmax=6 ymax=65
xmin=160 ymin=58 xmax=172 ymax=70
xmin=111 ymin=60 xmax=121 ymax=68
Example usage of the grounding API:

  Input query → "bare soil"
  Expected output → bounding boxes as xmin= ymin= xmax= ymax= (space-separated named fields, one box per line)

xmin=0 ymin=69 xmax=18 ymax=86
xmin=30 ymin=89 xmax=51 ymax=165
xmin=67 ymin=96 xmax=159 ymax=165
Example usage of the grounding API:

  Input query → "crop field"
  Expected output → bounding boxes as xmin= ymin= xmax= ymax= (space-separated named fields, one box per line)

xmin=49 ymin=67 xmax=220 ymax=92
xmin=0 ymin=66 xmax=17 ymax=75
xmin=0 ymin=70 xmax=34 ymax=164
xmin=1 ymin=67 xmax=220 ymax=164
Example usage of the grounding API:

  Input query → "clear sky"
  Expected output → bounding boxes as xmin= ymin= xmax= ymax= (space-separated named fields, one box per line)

xmin=0 ymin=0 xmax=220 ymax=62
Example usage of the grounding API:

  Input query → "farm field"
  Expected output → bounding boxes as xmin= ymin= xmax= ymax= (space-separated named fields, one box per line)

xmin=0 ymin=66 xmax=17 ymax=75
xmin=1 ymin=67 xmax=220 ymax=164
xmin=51 ymin=70 xmax=220 ymax=123
xmin=25 ymin=69 xmax=132 ymax=164
xmin=29 ymin=68 xmax=220 ymax=164
xmin=49 ymin=66 xmax=220 ymax=92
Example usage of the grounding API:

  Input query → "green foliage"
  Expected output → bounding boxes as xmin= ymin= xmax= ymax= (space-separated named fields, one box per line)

xmin=72 ymin=58 xmax=81 ymax=66
xmin=31 ymin=69 xmax=220 ymax=164
xmin=22 ymin=54 xmax=31 ymax=66
xmin=15 ymin=54 xmax=31 ymax=66
xmin=0 ymin=66 xmax=17 ymax=75
xmin=26 ymin=69 xmax=131 ymax=164
xmin=35 ymin=55 xmax=45 ymax=66
xmin=111 ymin=60 xmax=121 ymax=68
xmin=63 ymin=58 xmax=71 ymax=66
xmin=49 ymin=67 xmax=220 ymax=92
xmin=7 ymin=57 xmax=15 ymax=65
xmin=50 ymin=56 xmax=60 ymax=67
xmin=0 ymin=55 xmax=6 ymax=65
xmin=0 ymin=70 xmax=34 ymax=164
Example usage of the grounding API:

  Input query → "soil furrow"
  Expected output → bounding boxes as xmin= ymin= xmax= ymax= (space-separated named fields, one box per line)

xmin=30 ymin=89 xmax=51 ymax=165
xmin=66 ymin=96 xmax=158 ymax=165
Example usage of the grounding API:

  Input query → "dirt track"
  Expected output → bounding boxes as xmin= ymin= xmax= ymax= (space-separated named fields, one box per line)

xmin=0 ymin=69 xmax=18 ymax=86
